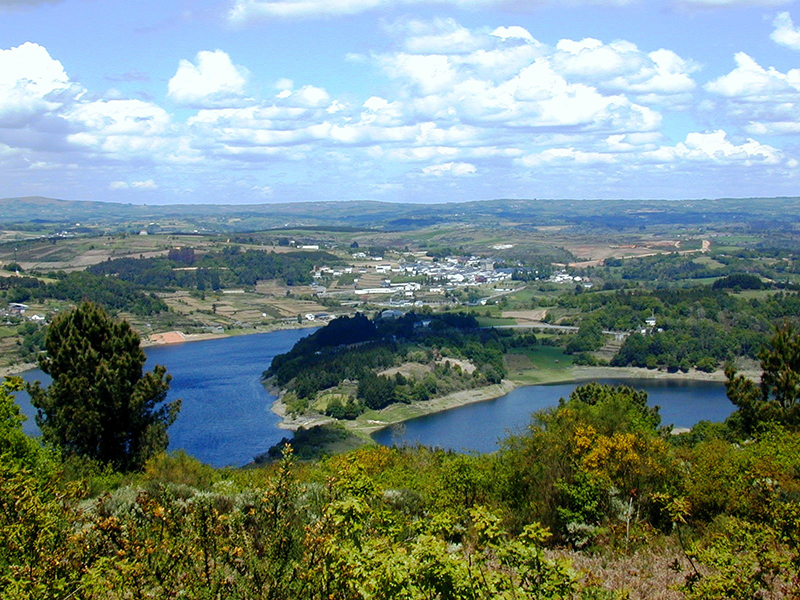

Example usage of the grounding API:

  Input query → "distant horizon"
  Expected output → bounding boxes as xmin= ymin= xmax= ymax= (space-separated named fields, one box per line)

xmin=2 ymin=0 xmax=800 ymax=204
xmin=3 ymin=194 xmax=799 ymax=208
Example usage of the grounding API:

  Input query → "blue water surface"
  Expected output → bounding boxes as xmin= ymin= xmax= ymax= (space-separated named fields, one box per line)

xmin=372 ymin=378 xmax=733 ymax=453
xmin=13 ymin=328 xmax=314 ymax=467
xmin=12 ymin=329 xmax=733 ymax=466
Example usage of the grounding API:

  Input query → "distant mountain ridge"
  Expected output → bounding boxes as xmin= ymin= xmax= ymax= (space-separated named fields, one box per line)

xmin=0 ymin=197 xmax=144 ymax=222
xmin=1 ymin=195 xmax=798 ymax=233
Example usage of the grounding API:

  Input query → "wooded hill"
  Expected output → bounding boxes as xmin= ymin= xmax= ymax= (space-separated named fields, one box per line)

xmin=263 ymin=312 xmax=534 ymax=418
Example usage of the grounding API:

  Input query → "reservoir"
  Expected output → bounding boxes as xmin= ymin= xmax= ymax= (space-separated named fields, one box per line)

xmin=14 ymin=328 xmax=315 ymax=468
xmin=372 ymin=378 xmax=734 ymax=453
xmin=13 ymin=328 xmax=734 ymax=467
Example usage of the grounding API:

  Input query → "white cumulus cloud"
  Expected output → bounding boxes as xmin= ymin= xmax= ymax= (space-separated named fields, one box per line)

xmin=67 ymin=99 xmax=170 ymax=136
xmin=229 ymin=0 xmax=639 ymax=22
xmin=554 ymin=39 xmax=698 ymax=105
xmin=109 ymin=179 xmax=158 ymax=190
xmin=372 ymin=25 xmax=700 ymax=146
xmin=132 ymin=179 xmax=158 ymax=189
xmin=292 ymin=85 xmax=331 ymax=107
xmin=0 ymin=42 xmax=77 ymax=126
xmin=705 ymin=52 xmax=800 ymax=134
xmin=491 ymin=26 xmax=534 ymax=42
xmin=772 ymin=12 xmax=800 ymax=50
xmin=168 ymin=50 xmax=249 ymax=107
xmin=231 ymin=0 xmax=381 ymax=20
xmin=519 ymin=147 xmax=616 ymax=167
xmin=65 ymin=99 xmax=175 ymax=158
xmin=747 ymin=120 xmax=800 ymax=134
xmin=706 ymin=52 xmax=800 ymax=97
xmin=392 ymin=18 xmax=488 ymax=54
xmin=230 ymin=0 xmax=510 ymax=22
xmin=0 ymin=19 xmax=794 ymax=203
xmin=645 ymin=130 xmax=781 ymax=164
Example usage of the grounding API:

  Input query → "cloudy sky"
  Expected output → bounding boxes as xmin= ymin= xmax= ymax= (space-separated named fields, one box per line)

xmin=1 ymin=0 xmax=800 ymax=204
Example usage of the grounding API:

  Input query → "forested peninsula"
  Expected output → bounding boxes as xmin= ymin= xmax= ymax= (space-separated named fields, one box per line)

xmin=263 ymin=311 xmax=533 ymax=426
xmin=261 ymin=309 xmax=733 ymax=459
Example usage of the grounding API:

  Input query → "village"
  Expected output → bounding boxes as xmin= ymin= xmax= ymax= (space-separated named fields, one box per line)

xmin=2 ymin=246 xmax=599 ymax=329
xmin=313 ymin=253 xmax=517 ymax=301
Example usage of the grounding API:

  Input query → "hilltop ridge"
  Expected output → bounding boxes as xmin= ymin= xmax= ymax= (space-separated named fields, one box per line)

xmin=1 ymin=195 xmax=798 ymax=233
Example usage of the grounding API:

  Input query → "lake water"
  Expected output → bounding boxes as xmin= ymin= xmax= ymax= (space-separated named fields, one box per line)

xmin=372 ymin=378 xmax=734 ymax=452
xmin=13 ymin=328 xmax=315 ymax=468
xmin=11 ymin=329 xmax=734 ymax=466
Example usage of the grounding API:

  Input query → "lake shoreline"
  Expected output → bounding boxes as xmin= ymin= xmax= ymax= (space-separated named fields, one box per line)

xmin=0 ymin=361 xmax=37 ymax=378
xmin=141 ymin=322 xmax=320 ymax=348
xmin=9 ymin=320 xmax=755 ymax=453
xmin=0 ymin=322 xmax=321 ymax=378
xmin=269 ymin=363 xmax=755 ymax=441
xmin=269 ymin=380 xmax=520 ymax=442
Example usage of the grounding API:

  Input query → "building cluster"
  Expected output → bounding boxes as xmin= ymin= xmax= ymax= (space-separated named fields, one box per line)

xmin=403 ymin=256 xmax=512 ymax=287
xmin=303 ymin=312 xmax=334 ymax=322
xmin=313 ymin=255 xmax=515 ymax=301
xmin=549 ymin=270 xmax=593 ymax=288
xmin=3 ymin=303 xmax=46 ymax=323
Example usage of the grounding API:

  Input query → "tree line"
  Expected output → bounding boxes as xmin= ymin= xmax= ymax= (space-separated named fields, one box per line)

xmin=558 ymin=286 xmax=800 ymax=371
xmin=87 ymin=246 xmax=340 ymax=290
xmin=599 ymin=248 xmax=798 ymax=284
xmin=1 ymin=271 xmax=167 ymax=315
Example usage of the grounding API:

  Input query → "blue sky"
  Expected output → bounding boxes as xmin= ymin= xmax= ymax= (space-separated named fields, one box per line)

xmin=1 ymin=0 xmax=800 ymax=204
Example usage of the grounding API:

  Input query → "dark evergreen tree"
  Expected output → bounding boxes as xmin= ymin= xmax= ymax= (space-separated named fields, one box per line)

xmin=725 ymin=323 xmax=800 ymax=434
xmin=28 ymin=302 xmax=180 ymax=470
xmin=712 ymin=272 xmax=764 ymax=290
xmin=0 ymin=377 xmax=44 ymax=471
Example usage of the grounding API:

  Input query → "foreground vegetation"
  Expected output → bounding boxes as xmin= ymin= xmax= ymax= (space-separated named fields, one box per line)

xmin=3 ymin=325 xmax=800 ymax=598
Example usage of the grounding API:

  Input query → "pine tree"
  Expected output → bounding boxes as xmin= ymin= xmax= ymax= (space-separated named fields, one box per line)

xmin=725 ymin=323 xmax=800 ymax=434
xmin=28 ymin=302 xmax=180 ymax=470
xmin=0 ymin=376 xmax=44 ymax=471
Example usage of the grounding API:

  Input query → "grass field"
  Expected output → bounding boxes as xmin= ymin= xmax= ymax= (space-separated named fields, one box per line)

xmin=692 ymin=255 xmax=726 ymax=269
xmin=476 ymin=316 xmax=516 ymax=327
xmin=732 ymin=289 xmax=782 ymax=300
xmin=506 ymin=346 xmax=574 ymax=385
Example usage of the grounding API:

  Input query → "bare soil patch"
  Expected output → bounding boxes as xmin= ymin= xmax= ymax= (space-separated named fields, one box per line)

xmin=268 ymin=298 xmax=328 ymax=317
xmin=148 ymin=331 xmax=187 ymax=344
xmin=502 ymin=309 xmax=548 ymax=322
xmin=354 ymin=272 xmax=387 ymax=289
xmin=378 ymin=362 xmax=433 ymax=378
xmin=435 ymin=357 xmax=476 ymax=374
